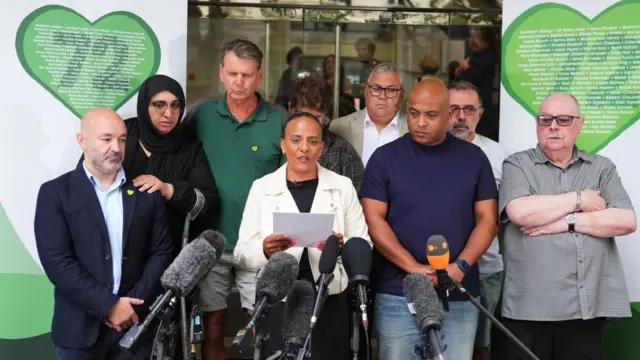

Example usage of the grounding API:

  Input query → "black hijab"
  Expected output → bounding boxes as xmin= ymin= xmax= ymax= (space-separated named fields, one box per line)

xmin=122 ymin=74 xmax=190 ymax=181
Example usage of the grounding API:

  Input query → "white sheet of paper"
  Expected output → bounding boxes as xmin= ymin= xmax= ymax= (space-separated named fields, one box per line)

xmin=273 ymin=212 xmax=335 ymax=247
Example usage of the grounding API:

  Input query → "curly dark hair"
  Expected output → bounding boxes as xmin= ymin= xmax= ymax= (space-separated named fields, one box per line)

xmin=289 ymin=74 xmax=331 ymax=113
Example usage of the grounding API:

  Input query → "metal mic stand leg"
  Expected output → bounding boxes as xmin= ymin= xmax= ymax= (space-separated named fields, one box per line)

xmin=351 ymin=311 xmax=359 ymax=360
xmin=450 ymin=280 xmax=540 ymax=360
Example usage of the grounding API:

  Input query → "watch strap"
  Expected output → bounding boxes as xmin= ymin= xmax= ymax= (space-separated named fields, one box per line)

xmin=568 ymin=223 xmax=575 ymax=233
xmin=454 ymin=259 xmax=470 ymax=274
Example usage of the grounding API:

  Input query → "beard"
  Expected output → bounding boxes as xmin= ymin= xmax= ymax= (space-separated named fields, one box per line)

xmin=91 ymin=151 xmax=123 ymax=175
xmin=449 ymin=122 xmax=473 ymax=140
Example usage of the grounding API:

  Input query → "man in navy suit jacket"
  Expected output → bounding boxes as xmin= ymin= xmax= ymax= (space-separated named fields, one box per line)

xmin=34 ymin=108 xmax=173 ymax=360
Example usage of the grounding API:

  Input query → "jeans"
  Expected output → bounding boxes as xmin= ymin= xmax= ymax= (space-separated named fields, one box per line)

xmin=375 ymin=293 xmax=479 ymax=360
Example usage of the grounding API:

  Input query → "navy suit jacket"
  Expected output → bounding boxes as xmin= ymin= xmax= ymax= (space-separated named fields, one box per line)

xmin=34 ymin=163 xmax=173 ymax=349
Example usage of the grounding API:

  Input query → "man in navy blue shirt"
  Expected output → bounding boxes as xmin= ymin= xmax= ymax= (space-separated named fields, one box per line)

xmin=361 ymin=77 xmax=498 ymax=360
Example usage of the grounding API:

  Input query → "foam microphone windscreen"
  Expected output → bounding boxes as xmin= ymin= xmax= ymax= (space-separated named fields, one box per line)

xmin=426 ymin=235 xmax=450 ymax=271
xmin=282 ymin=279 xmax=316 ymax=341
xmin=403 ymin=273 xmax=445 ymax=331
xmin=341 ymin=237 xmax=372 ymax=283
xmin=318 ymin=235 xmax=340 ymax=274
xmin=255 ymin=252 xmax=299 ymax=305
xmin=160 ymin=229 xmax=226 ymax=296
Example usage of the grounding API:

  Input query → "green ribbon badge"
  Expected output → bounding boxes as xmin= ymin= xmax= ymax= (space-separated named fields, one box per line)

xmin=127 ymin=189 xmax=134 ymax=196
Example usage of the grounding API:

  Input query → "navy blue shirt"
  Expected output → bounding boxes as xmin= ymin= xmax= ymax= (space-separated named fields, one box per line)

xmin=360 ymin=133 xmax=497 ymax=300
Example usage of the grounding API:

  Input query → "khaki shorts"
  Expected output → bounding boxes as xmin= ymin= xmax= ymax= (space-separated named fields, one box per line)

xmin=197 ymin=250 xmax=257 ymax=312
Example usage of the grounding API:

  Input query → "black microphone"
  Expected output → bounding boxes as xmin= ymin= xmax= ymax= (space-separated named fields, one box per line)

xmin=278 ymin=280 xmax=316 ymax=359
xmin=424 ymin=235 xmax=541 ymax=360
xmin=232 ymin=252 xmax=299 ymax=349
xmin=119 ymin=230 xmax=225 ymax=354
xmin=310 ymin=234 xmax=340 ymax=330
xmin=295 ymin=235 xmax=340 ymax=360
xmin=342 ymin=237 xmax=372 ymax=327
xmin=403 ymin=273 xmax=446 ymax=360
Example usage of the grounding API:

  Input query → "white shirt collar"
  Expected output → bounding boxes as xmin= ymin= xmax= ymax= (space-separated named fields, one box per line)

xmin=364 ymin=110 xmax=400 ymax=129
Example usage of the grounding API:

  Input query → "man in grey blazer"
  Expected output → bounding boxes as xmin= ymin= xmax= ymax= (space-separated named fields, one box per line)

xmin=330 ymin=62 xmax=408 ymax=167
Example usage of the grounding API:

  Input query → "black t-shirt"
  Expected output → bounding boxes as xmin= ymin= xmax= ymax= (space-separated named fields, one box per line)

xmin=286 ymin=178 xmax=318 ymax=284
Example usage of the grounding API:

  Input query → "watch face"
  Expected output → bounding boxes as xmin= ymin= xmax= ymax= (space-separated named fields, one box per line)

xmin=567 ymin=213 xmax=577 ymax=224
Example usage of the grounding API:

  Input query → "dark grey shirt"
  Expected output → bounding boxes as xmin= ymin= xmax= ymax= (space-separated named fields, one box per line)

xmin=499 ymin=145 xmax=634 ymax=321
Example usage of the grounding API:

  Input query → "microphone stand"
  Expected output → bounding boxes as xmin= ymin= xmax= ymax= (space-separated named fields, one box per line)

xmin=296 ymin=273 xmax=334 ymax=360
xmin=179 ymin=189 xmax=205 ymax=360
xmin=414 ymin=317 xmax=446 ymax=360
xmin=351 ymin=311 xmax=359 ymax=360
xmin=438 ymin=274 xmax=541 ymax=360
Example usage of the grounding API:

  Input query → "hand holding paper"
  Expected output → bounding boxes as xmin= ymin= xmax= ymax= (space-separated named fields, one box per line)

xmin=273 ymin=212 xmax=335 ymax=248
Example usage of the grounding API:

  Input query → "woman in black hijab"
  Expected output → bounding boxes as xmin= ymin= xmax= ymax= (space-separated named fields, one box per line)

xmin=123 ymin=74 xmax=219 ymax=256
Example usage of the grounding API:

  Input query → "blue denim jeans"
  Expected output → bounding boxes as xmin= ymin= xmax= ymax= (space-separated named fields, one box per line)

xmin=375 ymin=293 xmax=479 ymax=360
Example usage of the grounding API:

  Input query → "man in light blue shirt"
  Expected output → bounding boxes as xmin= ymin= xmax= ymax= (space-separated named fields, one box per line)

xmin=34 ymin=108 xmax=172 ymax=359
xmin=82 ymin=163 xmax=126 ymax=295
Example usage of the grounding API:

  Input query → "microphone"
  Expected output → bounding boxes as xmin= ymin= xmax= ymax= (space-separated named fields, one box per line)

xmin=232 ymin=252 xmax=299 ymax=349
xmin=342 ymin=237 xmax=372 ymax=327
xmin=119 ymin=230 xmax=226 ymax=354
xmin=403 ymin=273 xmax=446 ymax=360
xmin=279 ymin=280 xmax=316 ymax=359
xmin=424 ymin=235 xmax=541 ymax=360
xmin=310 ymin=234 xmax=340 ymax=330
xmin=296 ymin=234 xmax=340 ymax=360
xmin=426 ymin=235 xmax=451 ymax=311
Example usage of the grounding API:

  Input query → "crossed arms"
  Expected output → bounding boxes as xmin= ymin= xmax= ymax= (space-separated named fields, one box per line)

xmin=501 ymin=158 xmax=637 ymax=238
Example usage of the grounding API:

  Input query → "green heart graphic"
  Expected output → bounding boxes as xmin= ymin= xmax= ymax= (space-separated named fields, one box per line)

xmin=15 ymin=5 xmax=161 ymax=119
xmin=0 ymin=202 xmax=53 ymax=339
xmin=252 ymin=145 xmax=259 ymax=152
xmin=502 ymin=1 xmax=640 ymax=153
xmin=127 ymin=189 xmax=134 ymax=196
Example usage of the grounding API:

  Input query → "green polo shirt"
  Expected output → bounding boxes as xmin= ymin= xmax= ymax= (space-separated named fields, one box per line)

xmin=193 ymin=93 xmax=286 ymax=250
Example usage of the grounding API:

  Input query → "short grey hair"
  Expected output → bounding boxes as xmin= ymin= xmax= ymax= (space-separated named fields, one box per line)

xmin=448 ymin=80 xmax=482 ymax=106
xmin=367 ymin=62 xmax=400 ymax=83
xmin=220 ymin=39 xmax=263 ymax=68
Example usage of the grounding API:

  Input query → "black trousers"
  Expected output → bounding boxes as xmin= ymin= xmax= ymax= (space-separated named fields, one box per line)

xmin=504 ymin=317 xmax=606 ymax=360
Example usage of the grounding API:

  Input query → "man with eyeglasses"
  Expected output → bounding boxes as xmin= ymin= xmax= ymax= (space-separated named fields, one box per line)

xmin=330 ymin=62 xmax=408 ymax=167
xmin=446 ymin=81 xmax=506 ymax=360
xmin=500 ymin=93 xmax=636 ymax=360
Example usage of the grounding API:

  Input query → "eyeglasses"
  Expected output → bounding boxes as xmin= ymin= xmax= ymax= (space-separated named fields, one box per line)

xmin=536 ymin=115 xmax=579 ymax=127
xmin=450 ymin=105 xmax=482 ymax=117
xmin=150 ymin=100 xmax=182 ymax=111
xmin=366 ymin=84 xmax=402 ymax=98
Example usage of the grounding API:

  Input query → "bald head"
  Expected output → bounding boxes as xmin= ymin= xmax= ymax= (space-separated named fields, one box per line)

xmin=81 ymin=108 xmax=124 ymax=133
xmin=77 ymin=108 xmax=126 ymax=177
xmin=409 ymin=76 xmax=449 ymax=107
xmin=406 ymin=77 xmax=450 ymax=146
xmin=540 ymin=93 xmax=581 ymax=116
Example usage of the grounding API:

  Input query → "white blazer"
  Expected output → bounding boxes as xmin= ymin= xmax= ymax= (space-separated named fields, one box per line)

xmin=234 ymin=163 xmax=372 ymax=295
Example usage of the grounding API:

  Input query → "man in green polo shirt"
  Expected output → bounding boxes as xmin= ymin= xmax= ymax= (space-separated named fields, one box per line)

xmin=192 ymin=39 xmax=286 ymax=360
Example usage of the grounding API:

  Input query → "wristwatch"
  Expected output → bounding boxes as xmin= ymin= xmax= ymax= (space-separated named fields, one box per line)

xmin=574 ymin=191 xmax=582 ymax=212
xmin=454 ymin=259 xmax=470 ymax=274
xmin=565 ymin=213 xmax=577 ymax=233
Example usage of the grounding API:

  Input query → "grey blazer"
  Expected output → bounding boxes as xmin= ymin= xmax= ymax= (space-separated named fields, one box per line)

xmin=329 ymin=109 xmax=408 ymax=157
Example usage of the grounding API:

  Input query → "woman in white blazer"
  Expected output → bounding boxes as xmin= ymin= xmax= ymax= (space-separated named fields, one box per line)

xmin=234 ymin=111 xmax=372 ymax=360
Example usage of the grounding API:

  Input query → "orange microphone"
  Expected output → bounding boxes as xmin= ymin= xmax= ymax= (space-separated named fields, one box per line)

xmin=426 ymin=235 xmax=451 ymax=311
xmin=426 ymin=235 xmax=450 ymax=271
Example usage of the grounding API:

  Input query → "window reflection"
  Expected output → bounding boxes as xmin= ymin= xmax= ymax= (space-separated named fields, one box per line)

xmin=186 ymin=4 xmax=501 ymax=139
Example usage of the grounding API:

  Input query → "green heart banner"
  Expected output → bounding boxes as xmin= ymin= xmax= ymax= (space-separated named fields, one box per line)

xmin=502 ymin=0 xmax=640 ymax=154
xmin=15 ymin=5 xmax=161 ymax=119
